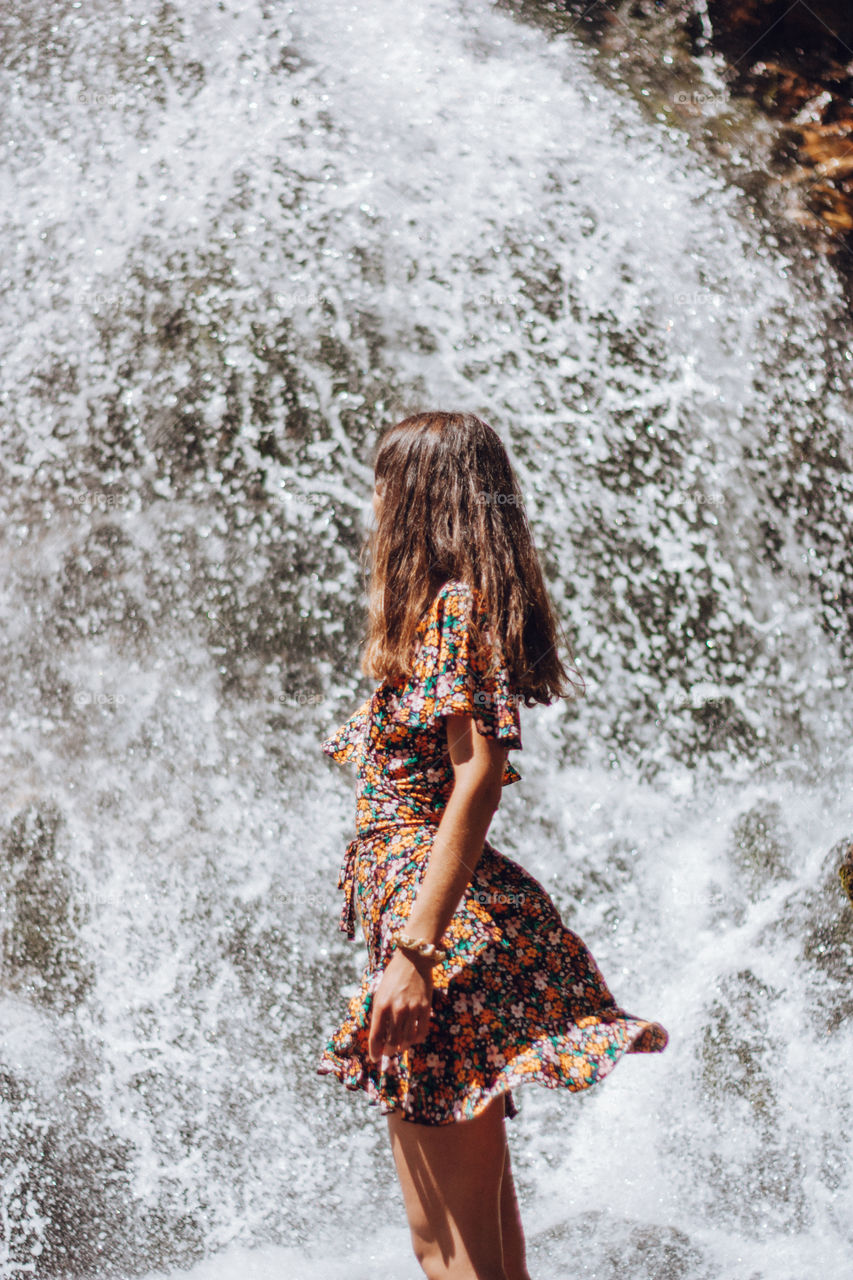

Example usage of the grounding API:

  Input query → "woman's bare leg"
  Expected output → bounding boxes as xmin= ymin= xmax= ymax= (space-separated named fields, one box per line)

xmin=387 ymin=1094 xmax=511 ymax=1280
xmin=499 ymin=1145 xmax=532 ymax=1280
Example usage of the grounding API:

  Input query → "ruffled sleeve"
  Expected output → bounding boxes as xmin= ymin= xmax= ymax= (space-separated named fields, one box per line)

xmin=403 ymin=580 xmax=523 ymax=781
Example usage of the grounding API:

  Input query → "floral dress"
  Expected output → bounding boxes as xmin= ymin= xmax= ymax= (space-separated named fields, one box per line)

xmin=317 ymin=579 xmax=668 ymax=1125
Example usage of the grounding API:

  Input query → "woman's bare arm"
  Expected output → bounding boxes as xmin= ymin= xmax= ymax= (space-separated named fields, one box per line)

xmin=403 ymin=714 xmax=508 ymax=943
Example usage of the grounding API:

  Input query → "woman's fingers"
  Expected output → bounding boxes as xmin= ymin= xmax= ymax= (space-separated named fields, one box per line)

xmin=367 ymin=952 xmax=435 ymax=1060
xmin=399 ymin=1011 xmax=431 ymax=1047
xmin=392 ymin=1005 xmax=433 ymax=1050
xmin=394 ymin=1014 xmax=420 ymax=1051
xmin=411 ymin=1014 xmax=431 ymax=1044
xmin=367 ymin=1001 xmax=390 ymax=1062
xmin=369 ymin=1002 xmax=431 ymax=1060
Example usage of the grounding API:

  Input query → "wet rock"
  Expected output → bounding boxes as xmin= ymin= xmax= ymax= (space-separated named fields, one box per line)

xmin=728 ymin=799 xmax=793 ymax=905
xmin=839 ymin=839 xmax=853 ymax=905
xmin=707 ymin=0 xmax=853 ymax=63
xmin=0 ymin=804 xmax=93 ymax=1012
xmin=694 ymin=967 xmax=810 ymax=1234
xmin=531 ymin=0 xmax=853 ymax=259
xmin=753 ymin=835 xmax=853 ymax=1034
xmin=0 ymin=1064 xmax=172 ymax=1279
xmin=531 ymin=1208 xmax=712 ymax=1280
xmin=707 ymin=0 xmax=853 ymax=250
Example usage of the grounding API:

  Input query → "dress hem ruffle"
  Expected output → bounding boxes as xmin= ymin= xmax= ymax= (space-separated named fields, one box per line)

xmin=316 ymin=1012 xmax=668 ymax=1127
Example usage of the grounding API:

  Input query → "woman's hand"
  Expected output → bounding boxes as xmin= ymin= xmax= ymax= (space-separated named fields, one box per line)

xmin=367 ymin=948 xmax=434 ymax=1063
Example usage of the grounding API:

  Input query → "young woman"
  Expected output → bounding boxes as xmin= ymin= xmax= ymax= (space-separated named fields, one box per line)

xmin=318 ymin=412 xmax=668 ymax=1280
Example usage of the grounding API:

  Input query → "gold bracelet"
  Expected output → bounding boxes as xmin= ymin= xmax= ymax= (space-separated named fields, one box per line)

xmin=393 ymin=930 xmax=447 ymax=965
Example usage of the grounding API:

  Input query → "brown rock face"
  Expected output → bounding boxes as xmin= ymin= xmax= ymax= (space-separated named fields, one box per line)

xmin=707 ymin=0 xmax=853 ymax=247
xmin=707 ymin=1 xmax=853 ymax=64
xmin=840 ymin=843 xmax=853 ymax=907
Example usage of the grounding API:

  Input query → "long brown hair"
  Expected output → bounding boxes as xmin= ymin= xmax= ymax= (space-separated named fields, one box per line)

xmin=360 ymin=411 xmax=584 ymax=706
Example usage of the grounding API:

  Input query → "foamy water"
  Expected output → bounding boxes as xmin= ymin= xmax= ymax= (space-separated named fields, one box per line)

xmin=1 ymin=1 xmax=851 ymax=1277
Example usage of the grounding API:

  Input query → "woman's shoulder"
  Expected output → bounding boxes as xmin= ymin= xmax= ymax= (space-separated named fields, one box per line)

xmin=416 ymin=580 xmax=479 ymax=648
xmin=419 ymin=579 xmax=511 ymax=677
xmin=409 ymin=579 xmax=523 ymax=755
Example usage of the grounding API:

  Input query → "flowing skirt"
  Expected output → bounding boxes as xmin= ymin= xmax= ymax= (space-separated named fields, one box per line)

xmin=317 ymin=823 xmax=669 ymax=1125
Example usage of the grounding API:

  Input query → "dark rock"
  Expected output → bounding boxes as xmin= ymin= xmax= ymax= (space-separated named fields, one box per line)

xmin=707 ymin=1 xmax=853 ymax=251
xmin=839 ymin=839 xmax=853 ymax=905
xmin=540 ymin=0 xmax=853 ymax=261
xmin=0 ymin=804 xmax=94 ymax=1012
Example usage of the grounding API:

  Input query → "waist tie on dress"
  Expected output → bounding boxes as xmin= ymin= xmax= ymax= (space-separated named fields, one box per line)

xmin=336 ymin=820 xmax=441 ymax=941
xmin=337 ymin=838 xmax=360 ymax=940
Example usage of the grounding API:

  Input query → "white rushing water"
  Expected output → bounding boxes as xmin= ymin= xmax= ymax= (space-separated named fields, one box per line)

xmin=1 ymin=1 xmax=852 ymax=1277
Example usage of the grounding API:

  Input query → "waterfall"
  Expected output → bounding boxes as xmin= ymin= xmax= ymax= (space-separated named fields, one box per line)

xmin=1 ymin=1 xmax=851 ymax=1277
